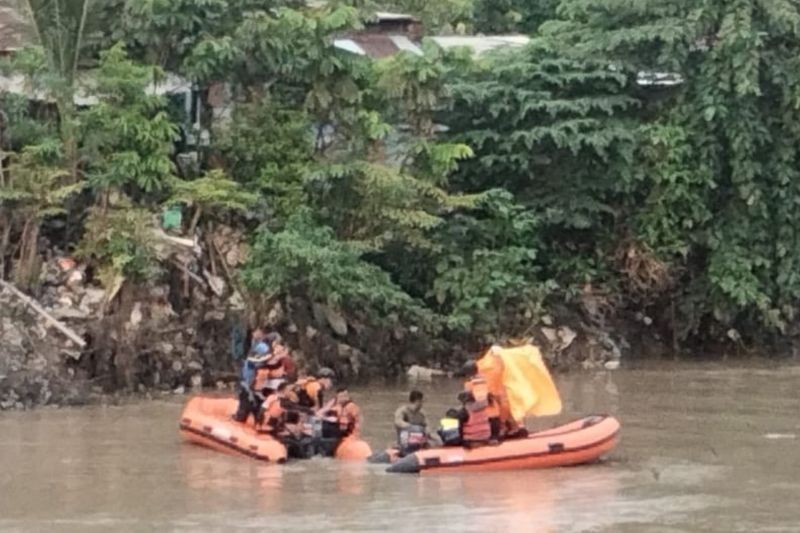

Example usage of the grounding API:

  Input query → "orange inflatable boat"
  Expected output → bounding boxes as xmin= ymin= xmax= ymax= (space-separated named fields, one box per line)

xmin=179 ymin=396 xmax=372 ymax=462
xmin=386 ymin=415 xmax=619 ymax=474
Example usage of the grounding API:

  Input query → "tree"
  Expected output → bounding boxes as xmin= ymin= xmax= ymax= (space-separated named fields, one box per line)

xmin=430 ymin=189 xmax=552 ymax=334
xmin=379 ymin=0 xmax=474 ymax=33
xmin=213 ymin=102 xmax=313 ymax=220
xmin=306 ymin=160 xmax=473 ymax=250
xmin=20 ymin=0 xmax=98 ymax=180
xmin=473 ymin=0 xmax=558 ymax=34
xmin=80 ymin=44 xmax=177 ymax=203
xmin=76 ymin=201 xmax=161 ymax=285
xmin=444 ymin=41 xmax=639 ymax=293
xmin=0 ymin=141 xmax=82 ymax=287
xmin=168 ymin=169 xmax=258 ymax=234
xmin=243 ymin=211 xmax=438 ymax=331
xmin=544 ymin=0 xmax=800 ymax=340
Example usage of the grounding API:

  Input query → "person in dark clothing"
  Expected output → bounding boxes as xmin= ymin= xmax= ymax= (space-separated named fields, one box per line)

xmin=394 ymin=390 xmax=428 ymax=456
xmin=232 ymin=328 xmax=272 ymax=423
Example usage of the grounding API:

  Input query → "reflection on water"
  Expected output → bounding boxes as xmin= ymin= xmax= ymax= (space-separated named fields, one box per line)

xmin=2 ymin=362 xmax=800 ymax=532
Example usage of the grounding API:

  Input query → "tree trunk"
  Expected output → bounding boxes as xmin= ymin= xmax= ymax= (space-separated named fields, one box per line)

xmin=0 ymin=211 xmax=10 ymax=279
xmin=189 ymin=205 xmax=203 ymax=235
xmin=14 ymin=216 xmax=40 ymax=289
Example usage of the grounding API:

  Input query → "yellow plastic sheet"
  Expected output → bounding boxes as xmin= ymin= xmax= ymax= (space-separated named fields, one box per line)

xmin=496 ymin=344 xmax=562 ymax=421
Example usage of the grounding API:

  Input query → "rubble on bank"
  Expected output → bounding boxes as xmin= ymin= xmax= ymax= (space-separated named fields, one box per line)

xmin=0 ymin=223 xmax=251 ymax=410
xmin=1 ymin=224 xmax=636 ymax=410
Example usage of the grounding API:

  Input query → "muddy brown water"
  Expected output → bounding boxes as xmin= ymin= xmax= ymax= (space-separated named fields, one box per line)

xmin=1 ymin=362 xmax=799 ymax=532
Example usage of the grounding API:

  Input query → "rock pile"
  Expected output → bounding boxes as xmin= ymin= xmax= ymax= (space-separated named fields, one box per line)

xmin=0 ymin=225 xmax=252 ymax=409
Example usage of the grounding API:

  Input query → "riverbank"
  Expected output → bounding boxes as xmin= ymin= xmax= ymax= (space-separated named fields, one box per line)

xmin=0 ymin=261 xmax=632 ymax=409
xmin=2 ymin=253 xmax=793 ymax=410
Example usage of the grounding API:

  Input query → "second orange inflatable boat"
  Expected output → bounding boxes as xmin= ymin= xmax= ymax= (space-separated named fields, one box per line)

xmin=179 ymin=396 xmax=372 ymax=462
xmin=387 ymin=415 xmax=619 ymax=474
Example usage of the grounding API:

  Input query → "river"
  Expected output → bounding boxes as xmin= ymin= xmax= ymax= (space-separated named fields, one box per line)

xmin=1 ymin=361 xmax=799 ymax=532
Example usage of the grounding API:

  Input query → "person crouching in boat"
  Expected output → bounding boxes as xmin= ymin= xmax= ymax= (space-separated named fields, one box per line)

xmin=257 ymin=382 xmax=313 ymax=459
xmin=316 ymin=386 xmax=362 ymax=456
xmin=437 ymin=410 xmax=463 ymax=446
xmin=277 ymin=384 xmax=319 ymax=459
xmin=292 ymin=367 xmax=336 ymax=410
xmin=232 ymin=328 xmax=272 ymax=423
xmin=457 ymin=388 xmax=492 ymax=448
xmin=393 ymin=390 xmax=429 ymax=456
xmin=258 ymin=382 xmax=290 ymax=434
xmin=463 ymin=363 xmax=502 ymax=443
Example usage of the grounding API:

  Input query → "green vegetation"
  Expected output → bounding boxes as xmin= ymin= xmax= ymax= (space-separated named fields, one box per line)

xmin=2 ymin=0 xmax=799 ymax=361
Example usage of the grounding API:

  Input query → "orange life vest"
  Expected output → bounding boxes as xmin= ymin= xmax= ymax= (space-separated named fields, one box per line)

xmin=261 ymin=393 xmax=285 ymax=431
xmin=294 ymin=377 xmax=324 ymax=409
xmin=462 ymin=402 xmax=491 ymax=443
xmin=324 ymin=399 xmax=361 ymax=437
xmin=253 ymin=355 xmax=288 ymax=391
xmin=465 ymin=376 xmax=499 ymax=418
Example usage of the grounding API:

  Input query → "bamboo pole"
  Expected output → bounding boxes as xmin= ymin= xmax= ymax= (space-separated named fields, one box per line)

xmin=0 ymin=279 xmax=86 ymax=348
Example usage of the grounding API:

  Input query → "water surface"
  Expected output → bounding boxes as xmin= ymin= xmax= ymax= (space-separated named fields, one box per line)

xmin=1 ymin=362 xmax=799 ymax=532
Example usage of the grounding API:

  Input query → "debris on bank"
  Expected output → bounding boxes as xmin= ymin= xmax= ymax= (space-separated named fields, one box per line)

xmin=0 ymin=224 xmax=252 ymax=409
xmin=1 ymin=222 xmax=632 ymax=410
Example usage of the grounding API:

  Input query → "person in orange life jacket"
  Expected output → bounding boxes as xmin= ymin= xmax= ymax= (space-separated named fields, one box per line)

xmin=257 ymin=382 xmax=292 ymax=435
xmin=476 ymin=346 xmax=527 ymax=438
xmin=266 ymin=382 xmax=318 ymax=459
xmin=292 ymin=367 xmax=335 ymax=410
xmin=318 ymin=386 xmax=362 ymax=439
xmin=232 ymin=328 xmax=272 ymax=423
xmin=456 ymin=386 xmax=493 ymax=448
xmin=394 ymin=390 xmax=429 ymax=456
xmin=253 ymin=335 xmax=298 ymax=394
xmin=462 ymin=361 xmax=502 ymax=442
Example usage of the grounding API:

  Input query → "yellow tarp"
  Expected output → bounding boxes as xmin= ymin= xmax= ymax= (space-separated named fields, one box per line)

xmin=495 ymin=344 xmax=562 ymax=421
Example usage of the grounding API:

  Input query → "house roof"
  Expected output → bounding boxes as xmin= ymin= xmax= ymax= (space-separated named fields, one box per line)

xmin=333 ymin=34 xmax=532 ymax=59
xmin=0 ymin=71 xmax=192 ymax=104
xmin=334 ymin=34 xmax=424 ymax=58
xmin=373 ymin=12 xmax=418 ymax=22
xmin=430 ymin=35 xmax=531 ymax=55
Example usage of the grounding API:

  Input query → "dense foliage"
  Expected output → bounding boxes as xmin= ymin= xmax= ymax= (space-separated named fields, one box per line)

xmin=3 ymin=0 xmax=800 ymax=359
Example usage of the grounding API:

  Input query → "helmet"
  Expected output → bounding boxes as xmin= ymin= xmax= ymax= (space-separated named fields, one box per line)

xmin=254 ymin=342 xmax=269 ymax=355
xmin=317 ymin=367 xmax=336 ymax=379
xmin=264 ymin=332 xmax=282 ymax=344
xmin=460 ymin=360 xmax=477 ymax=377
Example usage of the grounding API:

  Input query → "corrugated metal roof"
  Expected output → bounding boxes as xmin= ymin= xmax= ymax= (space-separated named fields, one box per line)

xmin=637 ymin=71 xmax=683 ymax=87
xmin=388 ymin=35 xmax=422 ymax=55
xmin=333 ymin=39 xmax=366 ymax=56
xmin=431 ymin=36 xmax=531 ymax=56
xmin=334 ymin=34 xmax=424 ymax=59
xmin=0 ymin=71 xmax=192 ymax=104
xmin=335 ymin=34 xmax=531 ymax=59
xmin=352 ymin=34 xmax=402 ymax=58
xmin=374 ymin=12 xmax=417 ymax=22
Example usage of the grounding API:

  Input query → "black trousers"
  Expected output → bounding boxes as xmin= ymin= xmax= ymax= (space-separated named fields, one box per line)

xmin=489 ymin=417 xmax=501 ymax=440
xmin=233 ymin=388 xmax=262 ymax=424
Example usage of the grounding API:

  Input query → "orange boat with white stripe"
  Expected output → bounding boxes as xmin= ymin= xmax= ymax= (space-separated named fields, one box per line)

xmin=387 ymin=415 xmax=620 ymax=474
xmin=179 ymin=396 xmax=288 ymax=463
xmin=179 ymin=396 xmax=372 ymax=462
